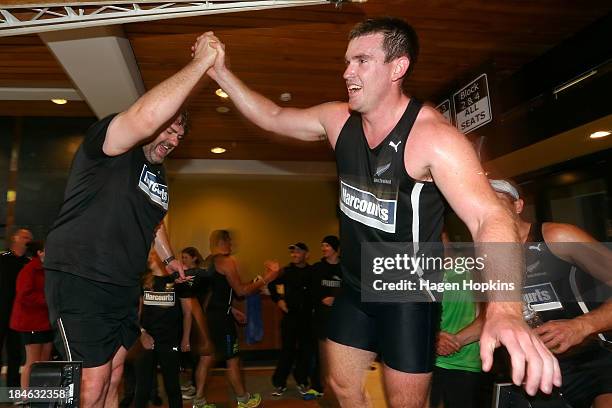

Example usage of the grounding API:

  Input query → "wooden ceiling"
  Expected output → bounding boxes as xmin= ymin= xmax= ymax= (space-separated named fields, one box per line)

xmin=1 ymin=0 xmax=611 ymax=161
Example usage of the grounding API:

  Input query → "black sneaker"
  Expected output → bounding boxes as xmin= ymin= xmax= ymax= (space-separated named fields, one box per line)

xmin=271 ymin=386 xmax=287 ymax=397
xmin=297 ymin=384 xmax=309 ymax=396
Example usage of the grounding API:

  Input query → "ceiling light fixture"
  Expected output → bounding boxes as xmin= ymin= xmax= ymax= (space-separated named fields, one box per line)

xmin=215 ymin=88 xmax=229 ymax=98
xmin=211 ymin=147 xmax=226 ymax=154
xmin=51 ymin=98 xmax=67 ymax=105
xmin=216 ymin=106 xmax=230 ymax=113
xmin=589 ymin=130 xmax=611 ymax=139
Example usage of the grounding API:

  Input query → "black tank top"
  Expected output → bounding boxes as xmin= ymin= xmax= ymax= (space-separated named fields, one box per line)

xmin=206 ymin=254 xmax=233 ymax=315
xmin=335 ymin=100 xmax=445 ymax=292
xmin=524 ymin=223 xmax=610 ymax=344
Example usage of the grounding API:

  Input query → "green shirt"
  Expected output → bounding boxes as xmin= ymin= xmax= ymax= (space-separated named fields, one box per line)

xmin=435 ymin=269 xmax=482 ymax=372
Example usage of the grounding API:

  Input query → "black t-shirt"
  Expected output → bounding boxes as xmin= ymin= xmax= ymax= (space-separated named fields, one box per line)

xmin=141 ymin=275 xmax=189 ymax=349
xmin=309 ymin=258 xmax=342 ymax=312
xmin=0 ymin=250 xmax=30 ymax=320
xmin=268 ymin=263 xmax=312 ymax=313
xmin=45 ymin=115 xmax=168 ymax=286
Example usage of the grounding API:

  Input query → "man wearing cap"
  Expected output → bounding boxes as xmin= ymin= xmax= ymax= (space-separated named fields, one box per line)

xmin=490 ymin=179 xmax=612 ymax=408
xmin=268 ymin=242 xmax=313 ymax=397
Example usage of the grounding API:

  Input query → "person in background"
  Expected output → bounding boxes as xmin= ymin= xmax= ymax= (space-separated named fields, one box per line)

xmin=304 ymin=235 xmax=342 ymax=400
xmin=179 ymin=246 xmax=210 ymax=401
xmin=490 ymin=179 xmax=612 ymax=408
xmin=268 ymin=242 xmax=313 ymax=398
xmin=135 ymin=251 xmax=193 ymax=408
xmin=192 ymin=230 xmax=280 ymax=408
xmin=430 ymin=231 xmax=484 ymax=408
xmin=0 ymin=228 xmax=32 ymax=387
xmin=10 ymin=240 xmax=53 ymax=393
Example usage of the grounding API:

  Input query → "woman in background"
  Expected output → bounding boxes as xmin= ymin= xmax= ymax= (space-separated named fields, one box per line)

xmin=10 ymin=240 xmax=53 ymax=392
xmin=179 ymin=246 xmax=212 ymax=401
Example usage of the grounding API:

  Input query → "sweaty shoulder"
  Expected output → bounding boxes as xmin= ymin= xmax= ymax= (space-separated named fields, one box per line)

xmin=405 ymin=104 xmax=467 ymax=180
xmin=318 ymin=101 xmax=351 ymax=149
xmin=542 ymin=222 xmax=595 ymax=243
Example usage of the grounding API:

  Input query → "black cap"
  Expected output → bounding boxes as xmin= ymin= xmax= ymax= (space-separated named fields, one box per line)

xmin=321 ymin=235 xmax=340 ymax=252
xmin=288 ymin=242 xmax=309 ymax=252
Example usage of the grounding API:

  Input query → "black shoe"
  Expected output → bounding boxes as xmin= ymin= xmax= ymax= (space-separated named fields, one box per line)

xmin=271 ymin=386 xmax=287 ymax=397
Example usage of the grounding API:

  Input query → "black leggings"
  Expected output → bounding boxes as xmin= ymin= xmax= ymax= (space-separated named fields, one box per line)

xmin=135 ymin=349 xmax=181 ymax=408
xmin=0 ymin=323 xmax=23 ymax=387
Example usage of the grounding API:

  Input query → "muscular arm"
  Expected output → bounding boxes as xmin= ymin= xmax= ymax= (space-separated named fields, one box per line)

xmin=215 ymin=256 xmax=271 ymax=297
xmin=153 ymin=222 xmax=185 ymax=279
xmin=535 ymin=223 xmax=612 ymax=350
xmin=153 ymin=222 xmax=174 ymax=262
xmin=412 ymin=108 xmax=521 ymax=291
xmin=206 ymin=34 xmax=348 ymax=146
xmin=409 ymin=106 xmax=559 ymax=394
xmin=103 ymin=34 xmax=217 ymax=156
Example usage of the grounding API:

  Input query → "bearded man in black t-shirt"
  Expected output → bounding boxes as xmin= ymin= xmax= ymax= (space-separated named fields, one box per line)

xmin=44 ymin=33 xmax=218 ymax=408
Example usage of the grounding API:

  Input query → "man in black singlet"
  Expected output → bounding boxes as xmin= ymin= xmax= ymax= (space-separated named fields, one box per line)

xmin=490 ymin=179 xmax=612 ymax=408
xmin=193 ymin=18 xmax=560 ymax=407
xmin=43 ymin=35 xmax=219 ymax=407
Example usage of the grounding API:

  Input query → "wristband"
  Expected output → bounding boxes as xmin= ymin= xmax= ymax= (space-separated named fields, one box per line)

xmin=163 ymin=255 xmax=175 ymax=265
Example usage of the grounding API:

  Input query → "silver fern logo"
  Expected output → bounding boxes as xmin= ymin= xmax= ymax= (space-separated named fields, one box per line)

xmin=375 ymin=162 xmax=391 ymax=177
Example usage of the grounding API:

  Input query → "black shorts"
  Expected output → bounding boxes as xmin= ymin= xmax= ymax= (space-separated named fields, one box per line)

xmin=327 ymin=289 xmax=440 ymax=373
xmin=20 ymin=330 xmax=54 ymax=345
xmin=557 ymin=344 xmax=612 ymax=408
xmin=45 ymin=269 xmax=141 ymax=368
xmin=207 ymin=310 xmax=239 ymax=361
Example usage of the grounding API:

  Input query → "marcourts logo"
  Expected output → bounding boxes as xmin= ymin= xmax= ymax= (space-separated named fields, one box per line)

xmin=138 ymin=164 xmax=168 ymax=210
xmin=339 ymin=179 xmax=397 ymax=233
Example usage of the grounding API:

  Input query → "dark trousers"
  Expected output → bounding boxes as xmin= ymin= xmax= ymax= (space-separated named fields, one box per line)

xmin=430 ymin=366 xmax=482 ymax=408
xmin=0 ymin=323 xmax=23 ymax=387
xmin=272 ymin=312 xmax=311 ymax=388
xmin=310 ymin=339 xmax=322 ymax=393
xmin=135 ymin=349 xmax=181 ymax=408
xmin=121 ymin=358 xmax=159 ymax=406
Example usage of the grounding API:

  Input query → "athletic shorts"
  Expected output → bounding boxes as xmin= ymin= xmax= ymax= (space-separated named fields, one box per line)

xmin=207 ymin=310 xmax=239 ymax=361
xmin=558 ymin=344 xmax=612 ymax=408
xmin=327 ymin=288 xmax=440 ymax=373
xmin=20 ymin=330 xmax=54 ymax=345
xmin=45 ymin=269 xmax=141 ymax=368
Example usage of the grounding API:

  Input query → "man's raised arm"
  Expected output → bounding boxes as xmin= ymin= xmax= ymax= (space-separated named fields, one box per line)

xmin=202 ymin=32 xmax=347 ymax=147
xmin=102 ymin=33 xmax=218 ymax=156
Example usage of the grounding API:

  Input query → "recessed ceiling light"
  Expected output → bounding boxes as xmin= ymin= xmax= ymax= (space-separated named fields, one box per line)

xmin=211 ymin=147 xmax=226 ymax=154
xmin=216 ymin=106 xmax=230 ymax=113
xmin=215 ymin=88 xmax=229 ymax=98
xmin=280 ymin=92 xmax=292 ymax=102
xmin=51 ymin=98 xmax=67 ymax=105
xmin=590 ymin=130 xmax=611 ymax=139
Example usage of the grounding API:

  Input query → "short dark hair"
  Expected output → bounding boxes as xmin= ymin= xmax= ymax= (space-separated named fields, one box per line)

xmin=26 ymin=240 xmax=44 ymax=258
xmin=349 ymin=17 xmax=419 ymax=77
xmin=178 ymin=110 xmax=190 ymax=136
